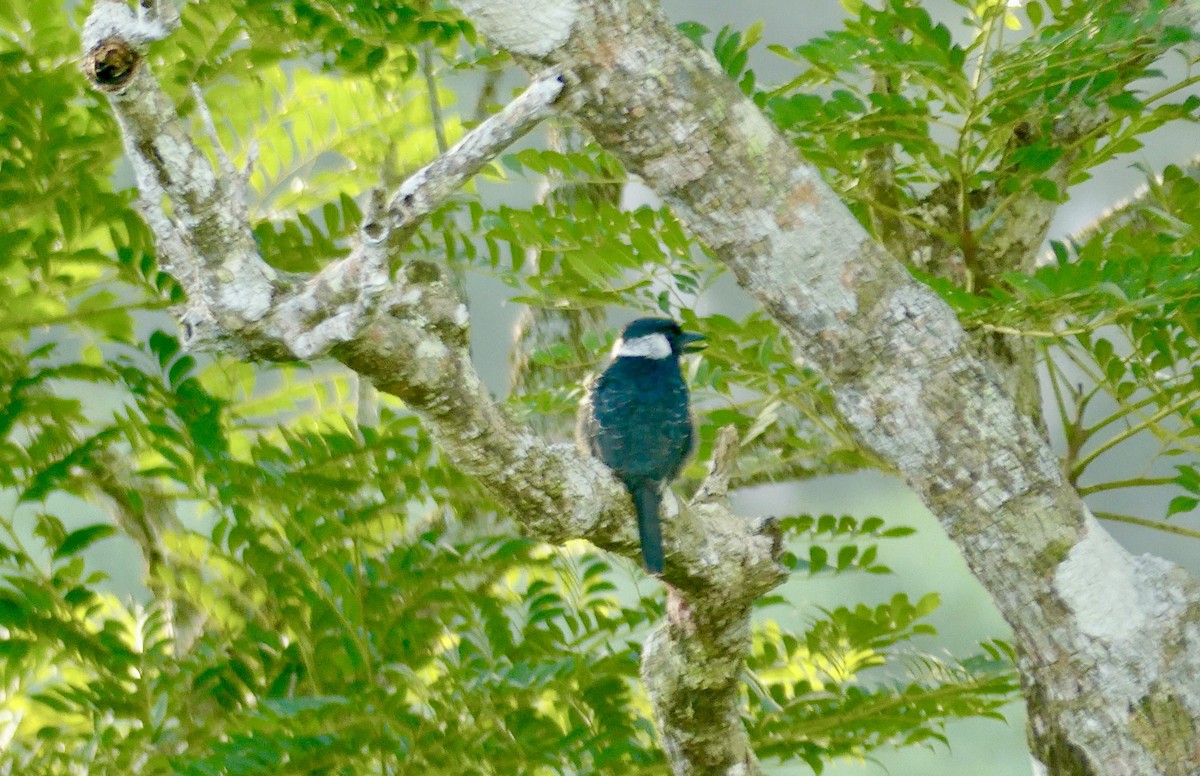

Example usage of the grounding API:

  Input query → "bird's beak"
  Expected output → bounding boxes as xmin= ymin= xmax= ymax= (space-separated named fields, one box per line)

xmin=679 ymin=331 xmax=707 ymax=353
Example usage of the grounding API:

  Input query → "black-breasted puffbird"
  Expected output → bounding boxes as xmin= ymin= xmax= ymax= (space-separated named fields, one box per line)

xmin=578 ymin=318 xmax=705 ymax=574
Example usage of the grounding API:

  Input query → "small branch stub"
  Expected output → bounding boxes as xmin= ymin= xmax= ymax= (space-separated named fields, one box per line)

xmin=85 ymin=37 xmax=141 ymax=90
xmin=694 ymin=424 xmax=740 ymax=504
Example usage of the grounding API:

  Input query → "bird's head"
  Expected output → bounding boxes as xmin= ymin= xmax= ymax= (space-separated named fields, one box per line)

xmin=611 ymin=317 xmax=706 ymax=360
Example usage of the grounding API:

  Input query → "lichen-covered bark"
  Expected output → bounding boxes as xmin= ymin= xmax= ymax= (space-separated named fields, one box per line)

xmin=452 ymin=0 xmax=1200 ymax=773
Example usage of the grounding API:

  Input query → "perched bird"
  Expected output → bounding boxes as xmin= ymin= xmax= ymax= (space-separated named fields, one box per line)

xmin=578 ymin=318 xmax=705 ymax=574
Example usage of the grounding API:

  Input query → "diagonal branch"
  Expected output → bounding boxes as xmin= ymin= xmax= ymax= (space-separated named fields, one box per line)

xmin=272 ymin=73 xmax=565 ymax=359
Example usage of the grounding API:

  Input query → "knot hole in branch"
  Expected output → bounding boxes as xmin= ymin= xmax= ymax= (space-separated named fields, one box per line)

xmin=85 ymin=37 xmax=140 ymax=91
xmin=362 ymin=189 xmax=390 ymax=243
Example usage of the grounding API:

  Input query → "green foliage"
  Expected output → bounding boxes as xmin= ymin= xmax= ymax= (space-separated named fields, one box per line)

xmin=747 ymin=635 xmax=1018 ymax=773
xmin=779 ymin=513 xmax=917 ymax=576
xmin=19 ymin=0 xmax=1200 ymax=772
xmin=759 ymin=0 xmax=1199 ymax=225
xmin=495 ymin=147 xmax=703 ymax=307
xmin=2 ymin=336 xmax=670 ymax=773
xmin=0 ymin=0 xmax=164 ymax=347
xmin=738 ymin=515 xmax=1019 ymax=771
xmin=680 ymin=21 xmax=764 ymax=96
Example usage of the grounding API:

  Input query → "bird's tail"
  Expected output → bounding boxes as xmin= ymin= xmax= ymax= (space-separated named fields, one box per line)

xmin=629 ymin=480 xmax=664 ymax=574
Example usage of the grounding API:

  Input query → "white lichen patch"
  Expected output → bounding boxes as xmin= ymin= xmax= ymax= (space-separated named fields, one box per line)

xmin=217 ymin=267 xmax=273 ymax=322
xmin=456 ymin=0 xmax=578 ymax=57
xmin=415 ymin=337 xmax=450 ymax=363
xmin=972 ymin=446 xmax=1026 ymax=512
xmin=498 ymin=433 xmax=537 ymax=481
xmin=1054 ymin=519 xmax=1146 ymax=647
xmin=754 ymin=168 xmax=867 ymax=329
xmin=731 ymin=100 xmax=776 ymax=159
xmin=644 ymin=136 xmax=711 ymax=189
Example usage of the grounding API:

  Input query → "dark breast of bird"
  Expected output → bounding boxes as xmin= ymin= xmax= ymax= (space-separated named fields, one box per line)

xmin=589 ymin=356 xmax=694 ymax=481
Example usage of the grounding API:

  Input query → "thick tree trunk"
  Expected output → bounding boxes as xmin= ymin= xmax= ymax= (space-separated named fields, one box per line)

xmin=453 ymin=0 xmax=1200 ymax=773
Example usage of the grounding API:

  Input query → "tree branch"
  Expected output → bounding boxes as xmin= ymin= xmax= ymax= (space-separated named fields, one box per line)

xmin=84 ymin=0 xmax=565 ymax=361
